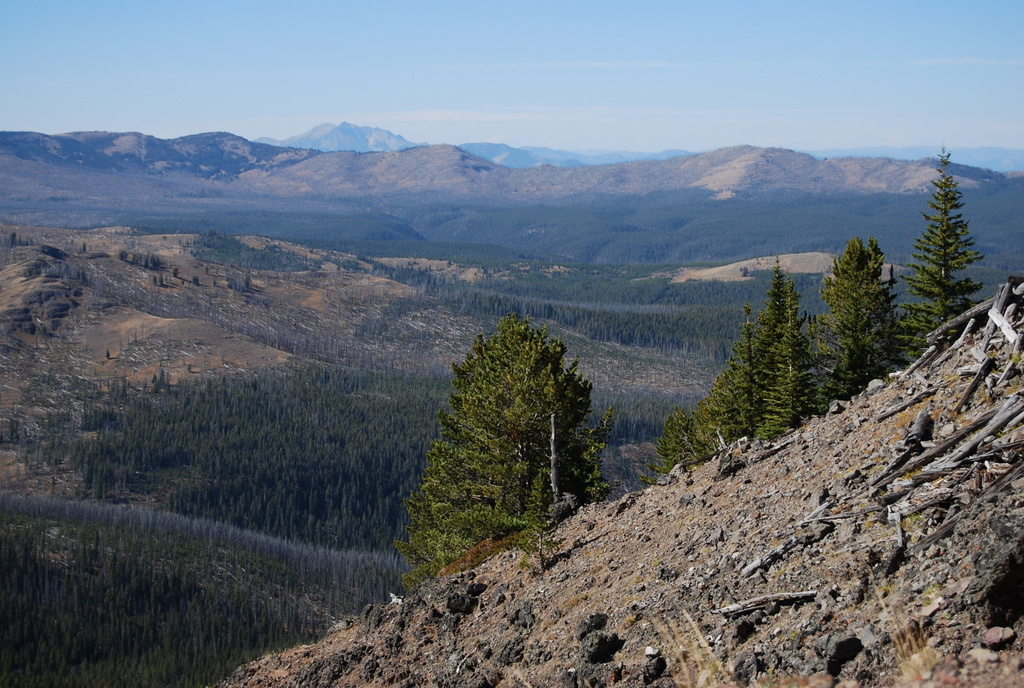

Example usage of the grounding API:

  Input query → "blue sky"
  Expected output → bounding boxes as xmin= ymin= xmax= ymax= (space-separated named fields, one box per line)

xmin=2 ymin=0 xmax=1021 ymax=152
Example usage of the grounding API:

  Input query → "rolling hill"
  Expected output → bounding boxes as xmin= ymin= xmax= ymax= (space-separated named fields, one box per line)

xmin=0 ymin=131 xmax=1004 ymax=203
xmin=4 ymin=129 xmax=1021 ymax=267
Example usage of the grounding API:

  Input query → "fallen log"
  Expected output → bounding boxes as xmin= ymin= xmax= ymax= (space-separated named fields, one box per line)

xmin=873 ymin=407 xmax=1001 ymax=488
xmin=741 ymin=536 xmax=799 ymax=577
xmin=740 ymin=512 xmax=837 ymax=577
xmin=803 ymin=504 xmax=883 ymax=523
xmin=875 ymin=386 xmax=941 ymax=422
xmin=951 ymin=357 xmax=995 ymax=414
xmin=899 ymin=345 xmax=938 ymax=380
xmin=989 ymin=308 xmax=1020 ymax=348
xmin=912 ymin=460 xmax=1024 ymax=552
xmin=922 ymin=394 xmax=1024 ymax=475
xmin=715 ymin=590 xmax=818 ymax=617
xmin=869 ymin=409 xmax=934 ymax=487
xmin=925 ymin=296 xmax=995 ymax=344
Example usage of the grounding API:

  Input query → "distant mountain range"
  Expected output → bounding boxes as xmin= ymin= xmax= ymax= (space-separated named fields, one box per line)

xmin=255 ymin=122 xmax=1024 ymax=172
xmin=255 ymin=122 xmax=423 ymax=153
xmin=2 ymin=131 xmax=1006 ymax=205
xmin=456 ymin=143 xmax=694 ymax=168
xmin=2 ymin=129 xmax=1021 ymax=265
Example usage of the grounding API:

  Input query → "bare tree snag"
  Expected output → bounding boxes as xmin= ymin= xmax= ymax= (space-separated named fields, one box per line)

xmin=549 ymin=413 xmax=559 ymax=501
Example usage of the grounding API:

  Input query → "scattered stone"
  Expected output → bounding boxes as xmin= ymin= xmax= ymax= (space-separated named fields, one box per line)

xmin=509 ymin=601 xmax=535 ymax=630
xmin=967 ymin=647 xmax=1001 ymax=664
xmin=729 ymin=649 xmax=760 ymax=684
xmin=856 ymin=625 xmax=877 ymax=648
xmin=985 ymin=626 xmax=1016 ymax=649
xmin=825 ymin=634 xmax=863 ymax=676
xmin=919 ymin=596 xmax=948 ymax=617
xmin=641 ymin=655 xmax=667 ymax=684
xmin=576 ymin=612 xmax=608 ymax=640
xmin=866 ymin=379 xmax=886 ymax=394
xmin=578 ymin=631 xmax=624 ymax=665
xmin=495 ymin=636 xmax=524 ymax=667
xmin=446 ymin=592 xmax=475 ymax=615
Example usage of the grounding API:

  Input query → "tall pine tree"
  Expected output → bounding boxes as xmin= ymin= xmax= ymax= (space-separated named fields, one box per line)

xmin=815 ymin=237 xmax=903 ymax=400
xmin=397 ymin=314 xmax=610 ymax=584
xmin=903 ymin=150 xmax=983 ymax=350
xmin=755 ymin=265 xmax=814 ymax=438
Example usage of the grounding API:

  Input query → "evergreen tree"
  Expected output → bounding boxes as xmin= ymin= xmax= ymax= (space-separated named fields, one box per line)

xmin=754 ymin=264 xmax=815 ymax=439
xmin=816 ymin=237 xmax=903 ymax=400
xmin=698 ymin=304 xmax=760 ymax=442
xmin=652 ymin=265 xmax=816 ymax=477
xmin=903 ymin=150 xmax=983 ymax=349
xmin=397 ymin=314 xmax=610 ymax=584
xmin=651 ymin=307 xmax=758 ymax=477
xmin=651 ymin=406 xmax=708 ymax=478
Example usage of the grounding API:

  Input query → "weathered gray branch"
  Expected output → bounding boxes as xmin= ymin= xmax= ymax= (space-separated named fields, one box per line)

xmin=952 ymin=357 xmax=995 ymax=415
xmin=715 ymin=590 xmax=818 ymax=617
xmin=875 ymin=387 xmax=941 ymax=422
xmin=925 ymin=296 xmax=995 ymax=344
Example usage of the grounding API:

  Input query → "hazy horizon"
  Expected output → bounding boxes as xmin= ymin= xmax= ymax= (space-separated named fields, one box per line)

xmin=2 ymin=1 xmax=1021 ymax=152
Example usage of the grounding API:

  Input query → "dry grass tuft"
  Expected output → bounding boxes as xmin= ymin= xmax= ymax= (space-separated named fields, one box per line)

xmin=893 ymin=619 xmax=941 ymax=682
xmin=437 ymin=534 xmax=525 ymax=576
xmin=654 ymin=611 xmax=732 ymax=688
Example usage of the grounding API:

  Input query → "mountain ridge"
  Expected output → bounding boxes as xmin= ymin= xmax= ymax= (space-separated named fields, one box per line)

xmin=3 ymin=129 xmax=1021 ymax=267
xmin=1 ymin=130 xmax=1006 ymax=203
xmin=252 ymin=122 xmax=1024 ymax=171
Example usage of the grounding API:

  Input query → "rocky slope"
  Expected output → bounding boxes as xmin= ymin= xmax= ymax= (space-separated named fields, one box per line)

xmin=220 ymin=279 xmax=1024 ymax=687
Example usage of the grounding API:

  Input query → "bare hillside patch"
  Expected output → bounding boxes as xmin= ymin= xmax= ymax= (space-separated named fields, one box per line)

xmin=672 ymin=252 xmax=835 ymax=282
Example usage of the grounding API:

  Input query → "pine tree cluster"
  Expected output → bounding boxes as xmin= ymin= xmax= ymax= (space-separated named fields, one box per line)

xmin=653 ymin=152 xmax=984 ymax=476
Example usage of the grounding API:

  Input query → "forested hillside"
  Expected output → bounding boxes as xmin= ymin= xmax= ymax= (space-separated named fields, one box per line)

xmin=53 ymin=368 xmax=443 ymax=551
xmin=0 ymin=497 xmax=401 ymax=688
xmin=0 ymin=224 xmax=725 ymax=685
